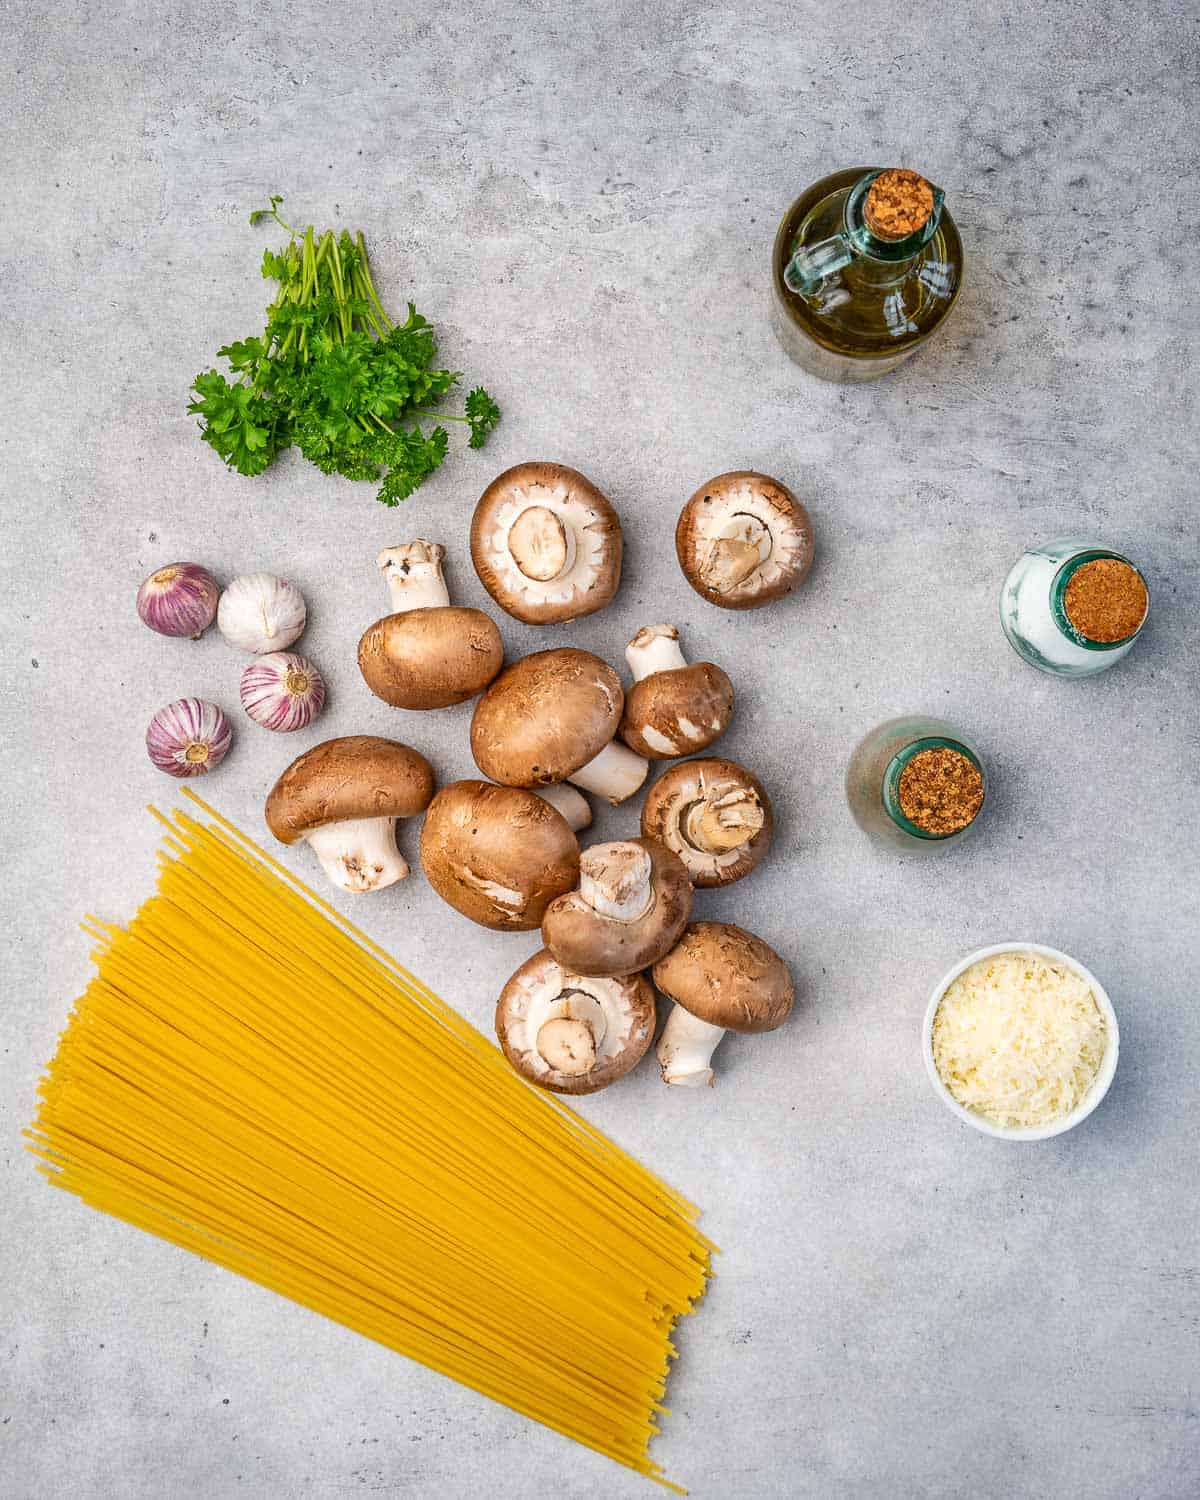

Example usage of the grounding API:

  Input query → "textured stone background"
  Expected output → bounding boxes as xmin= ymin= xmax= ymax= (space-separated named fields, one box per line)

xmin=3 ymin=2 xmax=1198 ymax=1497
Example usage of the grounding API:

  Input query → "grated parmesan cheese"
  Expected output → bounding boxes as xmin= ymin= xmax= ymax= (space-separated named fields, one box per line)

xmin=931 ymin=951 xmax=1108 ymax=1129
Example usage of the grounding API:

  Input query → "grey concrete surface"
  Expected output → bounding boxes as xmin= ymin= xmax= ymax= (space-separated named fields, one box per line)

xmin=3 ymin=2 xmax=1199 ymax=1496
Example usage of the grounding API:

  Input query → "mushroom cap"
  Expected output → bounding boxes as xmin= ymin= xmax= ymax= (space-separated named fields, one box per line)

xmin=264 ymin=736 xmax=436 ymax=844
xmin=641 ymin=757 xmax=773 ymax=887
xmin=357 ymin=607 xmax=504 ymax=710
xmin=495 ymin=949 xmax=656 ymax=1095
xmin=620 ymin=662 xmax=734 ymax=759
xmin=471 ymin=462 xmax=623 ymax=625
xmin=651 ymin=922 xmax=794 ymax=1034
xmin=676 ymin=471 xmax=814 ymax=610
xmin=541 ymin=837 xmax=693 ymax=976
xmin=419 ymin=780 xmax=581 ymax=930
xmin=470 ymin=648 xmax=624 ymax=787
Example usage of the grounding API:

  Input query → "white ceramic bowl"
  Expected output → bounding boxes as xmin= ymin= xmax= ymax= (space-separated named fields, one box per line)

xmin=922 ymin=942 xmax=1120 ymax=1141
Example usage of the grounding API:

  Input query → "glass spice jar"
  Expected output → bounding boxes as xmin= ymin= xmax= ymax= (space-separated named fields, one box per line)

xmin=771 ymin=167 xmax=963 ymax=382
xmin=846 ymin=717 xmax=987 ymax=853
xmin=1000 ymin=538 xmax=1149 ymax=678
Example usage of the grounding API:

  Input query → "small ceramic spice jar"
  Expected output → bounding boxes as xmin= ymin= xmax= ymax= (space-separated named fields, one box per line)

xmin=846 ymin=717 xmax=987 ymax=853
xmin=1000 ymin=538 xmax=1149 ymax=678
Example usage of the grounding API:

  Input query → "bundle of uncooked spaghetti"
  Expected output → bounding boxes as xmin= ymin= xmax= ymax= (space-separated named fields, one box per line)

xmin=27 ymin=793 xmax=711 ymax=1490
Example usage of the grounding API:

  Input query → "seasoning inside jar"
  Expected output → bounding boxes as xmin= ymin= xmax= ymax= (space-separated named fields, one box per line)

xmin=897 ymin=746 xmax=985 ymax=836
xmin=1062 ymin=557 xmax=1148 ymax=644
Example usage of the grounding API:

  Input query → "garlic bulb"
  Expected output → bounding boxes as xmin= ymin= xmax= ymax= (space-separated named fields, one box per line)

xmin=218 ymin=573 xmax=307 ymax=654
xmin=240 ymin=652 xmax=326 ymax=732
xmin=146 ymin=698 xmax=232 ymax=777
xmin=136 ymin=562 xmax=220 ymax=638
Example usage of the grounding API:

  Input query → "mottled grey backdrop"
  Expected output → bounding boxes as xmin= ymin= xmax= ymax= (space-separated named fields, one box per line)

xmin=2 ymin=2 xmax=1198 ymax=1497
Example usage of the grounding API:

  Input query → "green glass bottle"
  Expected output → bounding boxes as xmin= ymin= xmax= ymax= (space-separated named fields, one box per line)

xmin=771 ymin=167 xmax=963 ymax=382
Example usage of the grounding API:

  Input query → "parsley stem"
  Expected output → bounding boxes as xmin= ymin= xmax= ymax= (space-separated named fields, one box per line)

xmin=355 ymin=235 xmax=394 ymax=332
xmin=326 ymin=232 xmax=351 ymax=340
xmin=350 ymin=262 xmax=388 ymax=339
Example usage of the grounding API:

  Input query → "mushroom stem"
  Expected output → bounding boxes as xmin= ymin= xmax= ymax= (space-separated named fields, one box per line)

xmin=701 ymin=516 xmax=772 ymax=594
xmin=302 ymin=816 xmax=409 ymax=894
xmin=685 ymin=789 xmax=766 ymax=853
xmin=578 ymin=842 xmax=654 ymax=923
xmin=534 ymin=782 xmax=592 ymax=832
xmin=568 ymin=740 xmax=649 ymax=805
xmin=378 ymin=541 xmax=452 ymax=612
xmin=527 ymin=986 xmax=610 ymax=1062
xmin=656 ymin=1006 xmax=726 ymax=1088
xmin=625 ymin=623 xmax=688 ymax=681
xmin=536 ymin=1017 xmax=596 ymax=1075
xmin=509 ymin=506 xmax=576 ymax=582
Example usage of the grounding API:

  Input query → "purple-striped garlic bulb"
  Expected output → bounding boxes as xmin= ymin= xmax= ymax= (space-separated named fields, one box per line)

xmin=146 ymin=698 xmax=232 ymax=777
xmin=136 ymin=562 xmax=220 ymax=639
xmin=240 ymin=652 xmax=326 ymax=733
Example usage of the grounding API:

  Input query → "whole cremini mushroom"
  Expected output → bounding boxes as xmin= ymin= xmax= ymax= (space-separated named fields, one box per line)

xmin=357 ymin=540 xmax=504 ymax=710
xmin=495 ymin=949 xmax=655 ymax=1094
xmin=265 ymin=735 xmax=435 ymax=894
xmin=676 ymin=471 xmax=814 ymax=610
xmin=471 ymin=648 xmax=648 ymax=805
xmin=641 ymin=757 xmax=773 ymax=887
xmin=619 ymin=624 xmax=734 ymax=759
xmin=541 ymin=837 xmax=693 ymax=977
xmin=652 ymin=922 xmax=794 ymax=1088
xmin=419 ymin=780 xmax=587 ymax=931
xmin=470 ymin=462 xmax=623 ymax=625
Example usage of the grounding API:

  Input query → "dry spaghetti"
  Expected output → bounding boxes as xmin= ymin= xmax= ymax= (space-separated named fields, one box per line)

xmin=26 ymin=793 xmax=712 ymax=1489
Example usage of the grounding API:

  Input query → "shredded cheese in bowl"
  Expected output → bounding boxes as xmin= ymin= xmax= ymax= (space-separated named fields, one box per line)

xmin=931 ymin=950 xmax=1109 ymax=1131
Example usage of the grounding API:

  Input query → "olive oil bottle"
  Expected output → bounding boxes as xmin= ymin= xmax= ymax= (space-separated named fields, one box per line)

xmin=771 ymin=167 xmax=963 ymax=382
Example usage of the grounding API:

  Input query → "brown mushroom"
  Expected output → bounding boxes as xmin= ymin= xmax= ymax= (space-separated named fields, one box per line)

xmin=619 ymin=624 xmax=734 ymax=759
xmin=264 ymin=735 xmax=435 ymax=893
xmin=641 ymin=757 xmax=773 ymax=887
xmin=495 ymin=949 xmax=655 ymax=1094
xmin=419 ymin=780 xmax=585 ymax=931
xmin=652 ymin=922 xmax=794 ymax=1087
xmin=470 ymin=462 xmax=623 ymax=625
xmin=676 ymin=471 xmax=814 ymax=610
xmin=471 ymin=648 xmax=648 ymax=805
xmin=357 ymin=540 xmax=504 ymax=710
xmin=541 ymin=837 xmax=693 ymax=977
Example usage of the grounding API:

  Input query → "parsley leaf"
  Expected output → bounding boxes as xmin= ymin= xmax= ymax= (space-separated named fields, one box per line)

xmin=465 ymin=387 xmax=502 ymax=449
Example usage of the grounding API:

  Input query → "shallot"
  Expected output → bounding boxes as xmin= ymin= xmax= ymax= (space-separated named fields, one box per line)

xmin=240 ymin=652 xmax=326 ymax=732
xmin=136 ymin=562 xmax=220 ymax=639
xmin=146 ymin=698 xmax=232 ymax=778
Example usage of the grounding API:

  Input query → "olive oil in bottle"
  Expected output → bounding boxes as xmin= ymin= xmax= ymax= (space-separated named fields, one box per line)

xmin=771 ymin=167 xmax=963 ymax=382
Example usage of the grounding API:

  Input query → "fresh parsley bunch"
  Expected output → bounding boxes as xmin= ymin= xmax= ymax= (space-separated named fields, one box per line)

xmin=189 ymin=198 xmax=500 ymax=505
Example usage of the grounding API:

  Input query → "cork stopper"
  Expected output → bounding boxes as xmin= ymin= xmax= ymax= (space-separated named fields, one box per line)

xmin=864 ymin=169 xmax=936 ymax=241
xmin=1063 ymin=557 xmax=1148 ymax=643
xmin=898 ymin=747 xmax=984 ymax=836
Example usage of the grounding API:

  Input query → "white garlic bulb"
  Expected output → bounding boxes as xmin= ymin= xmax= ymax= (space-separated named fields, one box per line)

xmin=218 ymin=573 xmax=307 ymax=654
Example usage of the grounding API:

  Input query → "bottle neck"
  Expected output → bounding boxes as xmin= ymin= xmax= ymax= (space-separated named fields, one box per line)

xmin=843 ymin=171 xmax=945 ymax=266
xmin=881 ymin=736 xmax=984 ymax=841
